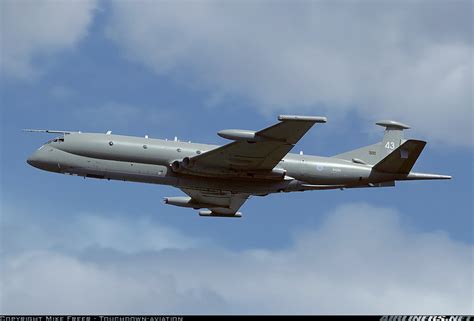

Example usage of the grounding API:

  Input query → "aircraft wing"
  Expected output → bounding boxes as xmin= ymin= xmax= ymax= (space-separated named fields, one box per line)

xmin=179 ymin=115 xmax=326 ymax=176
xmin=180 ymin=188 xmax=249 ymax=217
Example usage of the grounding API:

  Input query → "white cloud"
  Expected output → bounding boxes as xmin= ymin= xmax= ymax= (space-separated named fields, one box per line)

xmin=1 ymin=251 xmax=227 ymax=314
xmin=106 ymin=1 xmax=473 ymax=146
xmin=0 ymin=0 xmax=97 ymax=79
xmin=1 ymin=208 xmax=202 ymax=254
xmin=1 ymin=203 xmax=472 ymax=314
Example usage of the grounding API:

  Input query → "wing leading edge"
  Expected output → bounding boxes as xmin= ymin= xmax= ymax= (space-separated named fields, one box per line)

xmin=171 ymin=115 xmax=326 ymax=177
xmin=166 ymin=115 xmax=327 ymax=217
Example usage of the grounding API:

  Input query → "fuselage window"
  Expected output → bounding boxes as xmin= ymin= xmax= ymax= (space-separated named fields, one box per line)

xmin=143 ymin=145 xmax=148 ymax=149
xmin=109 ymin=141 xmax=114 ymax=146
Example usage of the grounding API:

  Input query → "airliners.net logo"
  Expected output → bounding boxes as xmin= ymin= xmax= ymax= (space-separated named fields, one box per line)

xmin=381 ymin=317 xmax=472 ymax=321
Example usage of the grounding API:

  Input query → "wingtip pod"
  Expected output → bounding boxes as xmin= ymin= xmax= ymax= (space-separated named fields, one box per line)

xmin=199 ymin=210 xmax=242 ymax=218
xmin=278 ymin=115 xmax=327 ymax=123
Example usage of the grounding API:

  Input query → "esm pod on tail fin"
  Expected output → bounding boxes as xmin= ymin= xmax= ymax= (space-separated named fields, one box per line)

xmin=25 ymin=116 xmax=451 ymax=218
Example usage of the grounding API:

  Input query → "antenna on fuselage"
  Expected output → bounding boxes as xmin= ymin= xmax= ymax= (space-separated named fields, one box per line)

xmin=106 ymin=130 xmax=112 ymax=135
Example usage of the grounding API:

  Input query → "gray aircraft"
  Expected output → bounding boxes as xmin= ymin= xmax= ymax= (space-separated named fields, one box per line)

xmin=26 ymin=115 xmax=450 ymax=217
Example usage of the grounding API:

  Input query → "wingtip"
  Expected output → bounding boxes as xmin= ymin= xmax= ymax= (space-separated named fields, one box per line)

xmin=278 ymin=115 xmax=327 ymax=123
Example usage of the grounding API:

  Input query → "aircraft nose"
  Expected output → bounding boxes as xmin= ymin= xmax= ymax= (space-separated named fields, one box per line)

xmin=27 ymin=147 xmax=55 ymax=171
xmin=27 ymin=149 xmax=42 ymax=168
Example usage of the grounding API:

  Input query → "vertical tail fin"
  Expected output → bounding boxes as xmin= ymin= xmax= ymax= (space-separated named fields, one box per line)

xmin=333 ymin=120 xmax=411 ymax=165
xmin=373 ymin=139 xmax=426 ymax=174
xmin=377 ymin=120 xmax=410 ymax=153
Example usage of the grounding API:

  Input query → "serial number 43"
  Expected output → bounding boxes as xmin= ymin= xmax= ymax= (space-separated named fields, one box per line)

xmin=385 ymin=141 xmax=396 ymax=150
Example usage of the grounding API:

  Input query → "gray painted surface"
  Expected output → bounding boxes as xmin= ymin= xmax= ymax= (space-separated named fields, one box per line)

xmin=25 ymin=115 xmax=451 ymax=217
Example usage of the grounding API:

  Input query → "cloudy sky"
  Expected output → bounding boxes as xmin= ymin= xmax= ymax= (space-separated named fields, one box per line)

xmin=1 ymin=0 xmax=472 ymax=314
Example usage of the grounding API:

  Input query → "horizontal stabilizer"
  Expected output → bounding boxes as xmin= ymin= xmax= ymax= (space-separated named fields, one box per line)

xmin=404 ymin=172 xmax=452 ymax=180
xmin=373 ymin=139 xmax=426 ymax=174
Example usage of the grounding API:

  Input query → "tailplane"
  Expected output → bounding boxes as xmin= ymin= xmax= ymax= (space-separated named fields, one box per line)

xmin=334 ymin=120 xmax=411 ymax=165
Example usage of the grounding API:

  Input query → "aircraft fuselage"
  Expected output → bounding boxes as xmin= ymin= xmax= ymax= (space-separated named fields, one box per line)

xmin=26 ymin=114 xmax=451 ymax=217
xmin=27 ymin=132 xmax=395 ymax=195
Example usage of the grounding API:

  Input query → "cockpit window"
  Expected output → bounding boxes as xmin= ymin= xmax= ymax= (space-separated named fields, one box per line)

xmin=45 ymin=137 xmax=64 ymax=144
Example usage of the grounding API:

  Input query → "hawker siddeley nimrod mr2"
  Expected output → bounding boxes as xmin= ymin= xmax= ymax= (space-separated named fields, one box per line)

xmin=26 ymin=115 xmax=451 ymax=218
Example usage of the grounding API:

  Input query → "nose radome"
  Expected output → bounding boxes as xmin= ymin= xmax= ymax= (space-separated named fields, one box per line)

xmin=27 ymin=146 xmax=61 ymax=173
xmin=27 ymin=150 xmax=42 ymax=168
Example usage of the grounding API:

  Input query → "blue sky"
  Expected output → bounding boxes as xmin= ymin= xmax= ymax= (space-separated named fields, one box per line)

xmin=1 ymin=0 xmax=472 ymax=314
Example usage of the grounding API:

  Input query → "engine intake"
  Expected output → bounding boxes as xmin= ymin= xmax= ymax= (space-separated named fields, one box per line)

xmin=171 ymin=160 xmax=181 ymax=172
xmin=182 ymin=156 xmax=191 ymax=168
